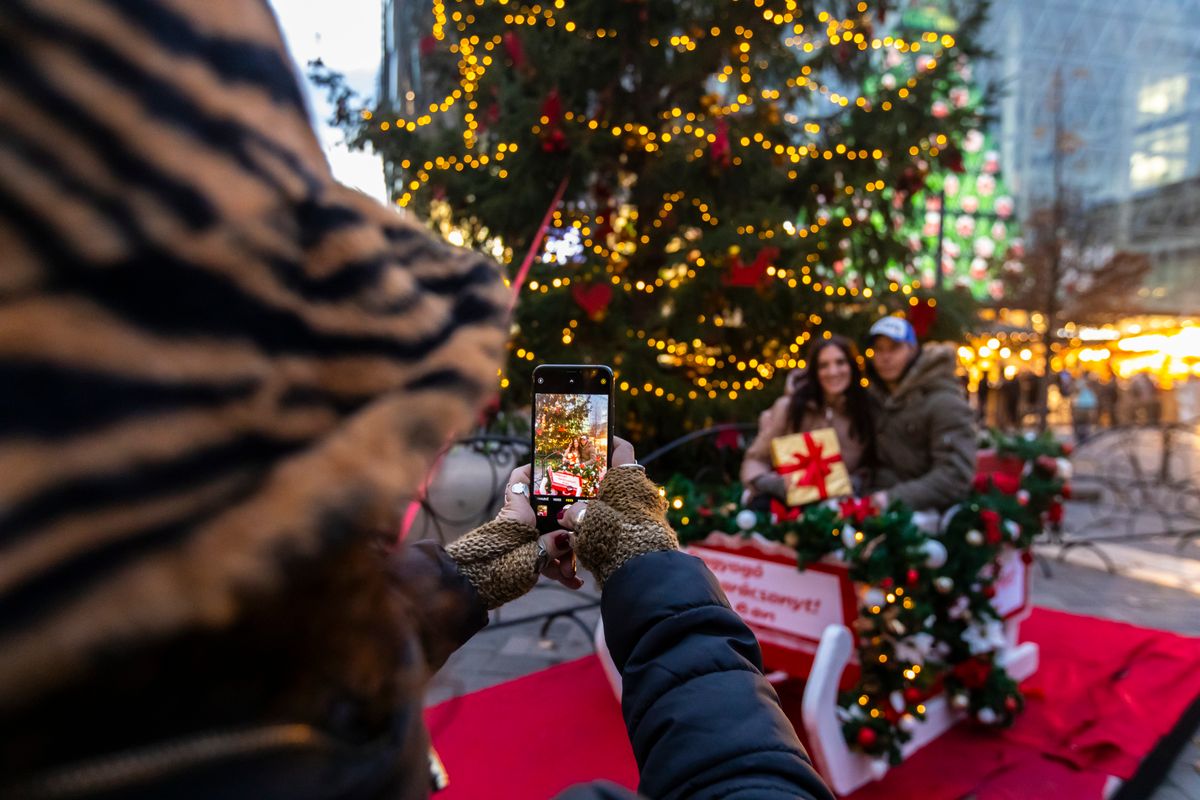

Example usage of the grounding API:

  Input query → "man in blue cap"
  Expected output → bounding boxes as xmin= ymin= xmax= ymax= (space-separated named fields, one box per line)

xmin=867 ymin=316 xmax=977 ymax=511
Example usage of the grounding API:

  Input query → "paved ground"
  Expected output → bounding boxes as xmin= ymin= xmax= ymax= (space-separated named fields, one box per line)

xmin=416 ymin=441 xmax=1200 ymax=798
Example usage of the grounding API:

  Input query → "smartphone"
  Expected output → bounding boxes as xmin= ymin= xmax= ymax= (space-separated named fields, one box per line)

xmin=530 ymin=364 xmax=615 ymax=534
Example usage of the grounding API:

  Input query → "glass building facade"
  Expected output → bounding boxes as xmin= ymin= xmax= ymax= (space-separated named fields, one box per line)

xmin=981 ymin=0 xmax=1200 ymax=312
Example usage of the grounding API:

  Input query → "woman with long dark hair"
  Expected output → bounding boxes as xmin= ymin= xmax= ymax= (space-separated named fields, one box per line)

xmin=742 ymin=334 xmax=876 ymax=502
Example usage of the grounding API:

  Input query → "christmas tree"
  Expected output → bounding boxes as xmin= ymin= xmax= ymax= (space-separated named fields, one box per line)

xmin=327 ymin=1 xmax=993 ymax=442
xmin=897 ymin=124 xmax=1023 ymax=301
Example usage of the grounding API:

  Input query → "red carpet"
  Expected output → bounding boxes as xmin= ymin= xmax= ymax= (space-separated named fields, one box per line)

xmin=424 ymin=608 xmax=1200 ymax=799
xmin=424 ymin=657 xmax=638 ymax=799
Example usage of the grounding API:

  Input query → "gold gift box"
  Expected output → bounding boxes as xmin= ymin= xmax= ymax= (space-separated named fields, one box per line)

xmin=769 ymin=427 xmax=852 ymax=506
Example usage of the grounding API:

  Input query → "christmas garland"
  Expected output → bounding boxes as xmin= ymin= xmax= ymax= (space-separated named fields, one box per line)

xmin=663 ymin=431 xmax=1072 ymax=766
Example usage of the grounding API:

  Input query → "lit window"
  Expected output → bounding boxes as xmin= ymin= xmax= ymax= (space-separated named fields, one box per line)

xmin=1137 ymin=75 xmax=1188 ymax=119
xmin=1130 ymin=122 xmax=1189 ymax=190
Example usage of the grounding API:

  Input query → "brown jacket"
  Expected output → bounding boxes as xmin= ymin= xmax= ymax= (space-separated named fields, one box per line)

xmin=870 ymin=344 xmax=977 ymax=510
xmin=741 ymin=391 xmax=868 ymax=493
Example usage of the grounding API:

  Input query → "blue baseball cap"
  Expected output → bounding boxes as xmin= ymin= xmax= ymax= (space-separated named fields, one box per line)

xmin=868 ymin=316 xmax=918 ymax=347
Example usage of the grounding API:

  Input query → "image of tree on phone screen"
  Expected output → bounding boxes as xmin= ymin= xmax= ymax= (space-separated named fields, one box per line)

xmin=533 ymin=393 xmax=609 ymax=497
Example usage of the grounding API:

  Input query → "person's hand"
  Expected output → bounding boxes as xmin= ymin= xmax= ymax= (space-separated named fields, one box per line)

xmin=551 ymin=436 xmax=637 ymax=533
xmin=501 ymin=463 xmax=584 ymax=590
xmin=498 ymin=464 xmax=536 ymax=527
xmin=445 ymin=463 xmax=581 ymax=608
xmin=553 ymin=437 xmax=678 ymax=588
xmin=752 ymin=471 xmax=788 ymax=500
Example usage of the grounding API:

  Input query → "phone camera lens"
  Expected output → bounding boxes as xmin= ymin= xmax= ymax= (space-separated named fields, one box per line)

xmin=537 ymin=377 xmax=544 ymax=384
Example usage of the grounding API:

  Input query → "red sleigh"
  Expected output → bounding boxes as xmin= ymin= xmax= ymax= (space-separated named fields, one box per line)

xmin=595 ymin=521 xmax=1038 ymax=796
xmin=548 ymin=469 xmax=583 ymax=497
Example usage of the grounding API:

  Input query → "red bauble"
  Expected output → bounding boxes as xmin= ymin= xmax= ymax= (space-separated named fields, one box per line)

xmin=906 ymin=299 xmax=938 ymax=339
xmin=991 ymin=472 xmax=1021 ymax=495
xmin=906 ymin=568 xmax=921 ymax=585
xmin=1004 ymin=695 xmax=1019 ymax=713
xmin=540 ymin=89 xmax=563 ymax=125
xmin=980 ymin=508 xmax=1002 ymax=542
xmin=1061 ymin=483 xmax=1073 ymax=500
xmin=880 ymin=577 xmax=894 ymax=589
xmin=1020 ymin=549 xmax=1035 ymax=565
xmin=1047 ymin=501 xmax=1064 ymax=524
xmin=983 ymin=585 xmax=997 ymax=599
xmin=1035 ymin=455 xmax=1059 ymax=476
xmin=904 ymin=687 xmax=923 ymax=704
xmin=710 ymin=117 xmax=731 ymax=168
xmin=972 ymin=473 xmax=991 ymax=493
xmin=856 ymin=726 xmax=878 ymax=748
xmin=502 ymin=31 xmax=526 ymax=68
xmin=953 ymin=657 xmax=993 ymax=689
xmin=1061 ymin=442 xmax=1074 ymax=456
xmin=540 ymin=122 xmax=568 ymax=152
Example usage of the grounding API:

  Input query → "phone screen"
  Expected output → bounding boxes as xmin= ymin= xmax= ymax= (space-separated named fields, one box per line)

xmin=531 ymin=366 xmax=613 ymax=532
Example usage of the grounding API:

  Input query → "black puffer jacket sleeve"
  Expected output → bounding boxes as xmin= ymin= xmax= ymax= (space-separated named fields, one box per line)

xmin=389 ymin=541 xmax=489 ymax=672
xmin=601 ymin=550 xmax=835 ymax=800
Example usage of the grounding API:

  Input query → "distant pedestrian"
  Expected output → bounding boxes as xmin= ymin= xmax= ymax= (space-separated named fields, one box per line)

xmin=1073 ymin=376 xmax=1099 ymax=442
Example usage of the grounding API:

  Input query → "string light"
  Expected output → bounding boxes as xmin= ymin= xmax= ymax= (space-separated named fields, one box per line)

xmin=384 ymin=0 xmax=964 ymax=403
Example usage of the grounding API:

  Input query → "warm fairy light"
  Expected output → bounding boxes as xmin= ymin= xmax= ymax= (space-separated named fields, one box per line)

xmin=386 ymin=0 xmax=967 ymax=404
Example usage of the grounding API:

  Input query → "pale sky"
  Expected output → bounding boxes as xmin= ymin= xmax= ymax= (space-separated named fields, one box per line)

xmin=270 ymin=0 xmax=388 ymax=203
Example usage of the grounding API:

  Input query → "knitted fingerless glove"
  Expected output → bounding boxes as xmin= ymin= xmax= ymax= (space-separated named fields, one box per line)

xmin=574 ymin=466 xmax=679 ymax=588
xmin=444 ymin=518 xmax=541 ymax=609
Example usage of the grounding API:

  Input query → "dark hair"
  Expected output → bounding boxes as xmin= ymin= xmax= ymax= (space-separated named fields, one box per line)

xmin=788 ymin=335 xmax=875 ymax=461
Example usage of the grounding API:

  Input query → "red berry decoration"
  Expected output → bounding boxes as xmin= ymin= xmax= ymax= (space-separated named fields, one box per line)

xmin=880 ymin=577 xmax=894 ymax=589
xmin=906 ymin=568 xmax=920 ymax=585
xmin=905 ymin=687 xmax=923 ymax=704
xmin=1061 ymin=483 xmax=1073 ymax=500
xmin=1021 ymin=550 xmax=1035 ymax=565
xmin=1005 ymin=695 xmax=1019 ymax=713
xmin=983 ymin=585 xmax=997 ymax=599
xmin=857 ymin=726 xmax=878 ymax=748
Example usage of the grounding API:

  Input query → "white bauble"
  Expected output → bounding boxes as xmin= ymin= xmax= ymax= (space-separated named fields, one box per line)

xmin=842 ymin=525 xmax=860 ymax=549
xmin=898 ymin=714 xmax=918 ymax=733
xmin=951 ymin=693 xmax=970 ymax=711
xmin=1006 ymin=520 xmax=1022 ymax=540
xmin=736 ymin=509 xmax=758 ymax=532
xmin=890 ymin=690 xmax=906 ymax=713
xmin=1056 ymin=457 xmax=1074 ymax=480
xmin=863 ymin=588 xmax=887 ymax=609
xmin=966 ymin=529 xmax=985 ymax=546
xmin=870 ymin=759 xmax=890 ymax=781
xmin=922 ymin=539 xmax=949 ymax=568
xmin=935 ymin=576 xmax=955 ymax=594
xmin=977 ymin=707 xmax=999 ymax=725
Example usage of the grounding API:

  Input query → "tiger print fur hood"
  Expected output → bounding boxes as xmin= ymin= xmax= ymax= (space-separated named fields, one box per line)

xmin=0 ymin=0 xmax=509 ymax=724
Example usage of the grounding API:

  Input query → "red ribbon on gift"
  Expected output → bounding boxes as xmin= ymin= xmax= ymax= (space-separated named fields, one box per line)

xmin=777 ymin=432 xmax=843 ymax=501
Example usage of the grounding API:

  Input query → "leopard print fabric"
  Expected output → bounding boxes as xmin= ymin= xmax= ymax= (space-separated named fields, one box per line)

xmin=0 ymin=0 xmax=508 ymax=716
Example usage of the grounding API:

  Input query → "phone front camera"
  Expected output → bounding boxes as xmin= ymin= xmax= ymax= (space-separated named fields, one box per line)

xmin=537 ymin=377 xmax=544 ymax=384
